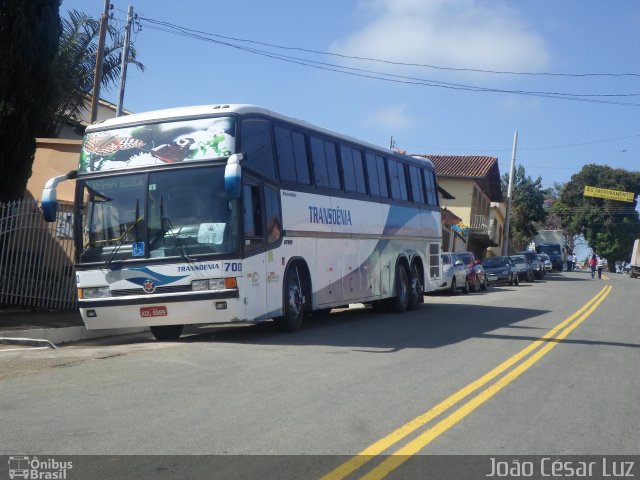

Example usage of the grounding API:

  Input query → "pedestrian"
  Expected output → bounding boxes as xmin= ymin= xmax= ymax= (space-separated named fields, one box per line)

xmin=596 ymin=256 xmax=604 ymax=279
xmin=589 ymin=254 xmax=597 ymax=279
xmin=566 ymin=252 xmax=573 ymax=272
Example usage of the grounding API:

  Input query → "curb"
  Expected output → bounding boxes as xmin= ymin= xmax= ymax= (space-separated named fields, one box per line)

xmin=0 ymin=325 xmax=148 ymax=347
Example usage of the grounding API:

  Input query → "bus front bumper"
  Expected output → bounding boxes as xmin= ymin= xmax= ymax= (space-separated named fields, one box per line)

xmin=78 ymin=290 xmax=242 ymax=329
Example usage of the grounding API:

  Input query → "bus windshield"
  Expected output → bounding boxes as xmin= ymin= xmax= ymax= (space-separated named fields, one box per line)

xmin=79 ymin=166 xmax=240 ymax=263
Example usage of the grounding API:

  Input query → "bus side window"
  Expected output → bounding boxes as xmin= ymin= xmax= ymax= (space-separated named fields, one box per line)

xmin=310 ymin=135 xmax=341 ymax=190
xmin=423 ymin=169 xmax=439 ymax=206
xmin=409 ymin=165 xmax=425 ymax=204
xmin=388 ymin=159 xmax=408 ymax=201
xmin=243 ymin=184 xmax=264 ymax=253
xmin=275 ymin=125 xmax=310 ymax=185
xmin=264 ymin=186 xmax=282 ymax=245
xmin=240 ymin=118 xmax=277 ymax=180
xmin=376 ymin=154 xmax=390 ymax=198
xmin=341 ymin=145 xmax=366 ymax=195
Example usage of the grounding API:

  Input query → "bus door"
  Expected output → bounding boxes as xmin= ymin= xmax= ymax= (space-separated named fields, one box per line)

xmin=242 ymin=183 xmax=267 ymax=320
xmin=242 ymin=183 xmax=284 ymax=320
xmin=263 ymin=186 xmax=284 ymax=316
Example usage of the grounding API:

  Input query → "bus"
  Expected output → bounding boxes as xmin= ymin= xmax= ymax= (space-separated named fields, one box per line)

xmin=42 ymin=104 xmax=442 ymax=340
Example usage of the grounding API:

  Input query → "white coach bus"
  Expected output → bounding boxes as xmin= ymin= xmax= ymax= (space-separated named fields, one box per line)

xmin=42 ymin=104 xmax=442 ymax=340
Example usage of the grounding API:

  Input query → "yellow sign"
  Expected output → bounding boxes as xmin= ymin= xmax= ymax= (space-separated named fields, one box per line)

xmin=583 ymin=186 xmax=634 ymax=202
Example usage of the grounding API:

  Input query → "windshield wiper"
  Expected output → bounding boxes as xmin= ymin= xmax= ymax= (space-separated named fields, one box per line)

xmin=148 ymin=194 xmax=194 ymax=262
xmin=103 ymin=216 xmax=143 ymax=269
xmin=162 ymin=217 xmax=194 ymax=262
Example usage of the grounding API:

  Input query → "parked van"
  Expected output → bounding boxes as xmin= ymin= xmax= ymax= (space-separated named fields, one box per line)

xmin=535 ymin=243 xmax=563 ymax=271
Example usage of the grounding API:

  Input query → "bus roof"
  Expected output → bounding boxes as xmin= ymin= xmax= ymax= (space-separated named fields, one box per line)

xmin=87 ymin=104 xmax=434 ymax=168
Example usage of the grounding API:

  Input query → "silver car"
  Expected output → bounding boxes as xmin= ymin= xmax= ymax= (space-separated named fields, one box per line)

xmin=510 ymin=254 xmax=535 ymax=282
xmin=538 ymin=253 xmax=553 ymax=273
xmin=438 ymin=252 xmax=469 ymax=294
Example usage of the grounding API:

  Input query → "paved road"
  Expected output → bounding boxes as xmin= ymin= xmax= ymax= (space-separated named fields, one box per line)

xmin=1 ymin=271 xmax=638 ymax=478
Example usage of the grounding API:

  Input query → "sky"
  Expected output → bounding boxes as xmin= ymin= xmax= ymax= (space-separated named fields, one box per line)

xmin=61 ymin=0 xmax=640 ymax=195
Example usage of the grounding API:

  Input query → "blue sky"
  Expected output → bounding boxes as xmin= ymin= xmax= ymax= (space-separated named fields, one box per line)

xmin=62 ymin=0 xmax=640 ymax=193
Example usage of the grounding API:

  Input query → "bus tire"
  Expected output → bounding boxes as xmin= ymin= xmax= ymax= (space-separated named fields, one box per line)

xmin=150 ymin=325 xmax=183 ymax=341
xmin=408 ymin=262 xmax=423 ymax=310
xmin=389 ymin=263 xmax=410 ymax=313
xmin=274 ymin=265 xmax=307 ymax=332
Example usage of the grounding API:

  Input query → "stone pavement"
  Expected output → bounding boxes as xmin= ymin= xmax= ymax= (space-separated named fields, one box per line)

xmin=0 ymin=308 xmax=146 ymax=347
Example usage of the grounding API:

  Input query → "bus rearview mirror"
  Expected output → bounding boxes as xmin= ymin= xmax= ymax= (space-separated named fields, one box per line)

xmin=224 ymin=153 xmax=243 ymax=200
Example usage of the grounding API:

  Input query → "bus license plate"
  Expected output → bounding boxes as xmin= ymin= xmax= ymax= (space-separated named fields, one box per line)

xmin=140 ymin=306 xmax=167 ymax=318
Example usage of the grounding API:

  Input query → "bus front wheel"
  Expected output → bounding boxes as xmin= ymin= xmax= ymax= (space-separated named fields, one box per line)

xmin=274 ymin=266 xmax=307 ymax=332
xmin=150 ymin=325 xmax=183 ymax=341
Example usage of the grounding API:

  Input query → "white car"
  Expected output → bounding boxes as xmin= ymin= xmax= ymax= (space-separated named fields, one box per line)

xmin=437 ymin=252 xmax=469 ymax=294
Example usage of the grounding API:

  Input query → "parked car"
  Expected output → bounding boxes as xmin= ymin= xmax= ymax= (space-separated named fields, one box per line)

xmin=482 ymin=256 xmax=520 ymax=286
xmin=538 ymin=253 xmax=553 ymax=273
xmin=515 ymin=250 xmax=545 ymax=279
xmin=437 ymin=252 xmax=469 ymax=294
xmin=510 ymin=254 xmax=534 ymax=282
xmin=456 ymin=252 xmax=488 ymax=292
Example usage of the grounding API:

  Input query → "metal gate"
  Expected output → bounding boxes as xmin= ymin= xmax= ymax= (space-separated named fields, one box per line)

xmin=0 ymin=200 xmax=77 ymax=310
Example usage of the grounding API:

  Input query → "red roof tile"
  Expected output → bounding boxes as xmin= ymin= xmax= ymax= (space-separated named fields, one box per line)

xmin=413 ymin=155 xmax=497 ymax=178
xmin=412 ymin=154 xmax=503 ymax=202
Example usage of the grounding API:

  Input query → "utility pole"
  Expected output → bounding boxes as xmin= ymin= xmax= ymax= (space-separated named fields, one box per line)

xmin=502 ymin=130 xmax=518 ymax=255
xmin=389 ymin=136 xmax=395 ymax=150
xmin=90 ymin=0 xmax=111 ymax=123
xmin=116 ymin=5 xmax=134 ymax=117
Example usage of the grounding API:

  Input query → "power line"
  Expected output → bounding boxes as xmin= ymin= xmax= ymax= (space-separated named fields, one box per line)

xmin=138 ymin=16 xmax=640 ymax=107
xmin=139 ymin=16 xmax=640 ymax=79
xmin=402 ymin=133 xmax=640 ymax=153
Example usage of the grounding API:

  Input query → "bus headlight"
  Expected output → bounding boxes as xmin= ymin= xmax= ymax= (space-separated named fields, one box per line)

xmin=80 ymin=286 xmax=111 ymax=299
xmin=191 ymin=278 xmax=230 ymax=291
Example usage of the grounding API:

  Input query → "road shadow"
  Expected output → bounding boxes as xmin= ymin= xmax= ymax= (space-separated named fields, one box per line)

xmin=169 ymin=302 xmax=554 ymax=352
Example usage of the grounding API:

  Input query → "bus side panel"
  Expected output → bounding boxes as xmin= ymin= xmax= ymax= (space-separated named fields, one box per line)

xmin=314 ymin=237 xmax=344 ymax=306
xmin=340 ymin=200 xmax=384 ymax=302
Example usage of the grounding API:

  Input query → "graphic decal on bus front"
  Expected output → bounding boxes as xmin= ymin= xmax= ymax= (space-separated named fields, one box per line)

xmin=105 ymin=266 xmax=187 ymax=287
xmin=80 ymin=117 xmax=236 ymax=173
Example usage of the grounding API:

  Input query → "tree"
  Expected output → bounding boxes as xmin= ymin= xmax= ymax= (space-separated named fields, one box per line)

xmin=553 ymin=164 xmax=640 ymax=267
xmin=502 ymin=165 xmax=547 ymax=251
xmin=542 ymin=182 xmax=581 ymax=253
xmin=41 ymin=9 xmax=145 ymax=137
xmin=0 ymin=0 xmax=62 ymax=203
xmin=0 ymin=6 xmax=145 ymax=202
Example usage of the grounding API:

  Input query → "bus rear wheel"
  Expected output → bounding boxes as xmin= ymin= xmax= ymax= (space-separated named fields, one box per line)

xmin=150 ymin=325 xmax=183 ymax=341
xmin=408 ymin=262 xmax=424 ymax=310
xmin=389 ymin=263 xmax=410 ymax=313
xmin=274 ymin=265 xmax=307 ymax=332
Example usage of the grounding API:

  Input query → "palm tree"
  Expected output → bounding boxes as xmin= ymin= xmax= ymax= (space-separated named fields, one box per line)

xmin=41 ymin=9 xmax=145 ymax=137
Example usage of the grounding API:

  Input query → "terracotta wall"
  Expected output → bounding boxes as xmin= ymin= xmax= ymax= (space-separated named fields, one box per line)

xmin=26 ymin=138 xmax=82 ymax=203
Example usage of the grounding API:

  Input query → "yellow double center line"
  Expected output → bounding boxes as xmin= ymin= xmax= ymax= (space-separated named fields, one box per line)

xmin=322 ymin=285 xmax=613 ymax=480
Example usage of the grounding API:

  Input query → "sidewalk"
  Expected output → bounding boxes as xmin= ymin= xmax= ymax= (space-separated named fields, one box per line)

xmin=0 ymin=308 xmax=146 ymax=347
